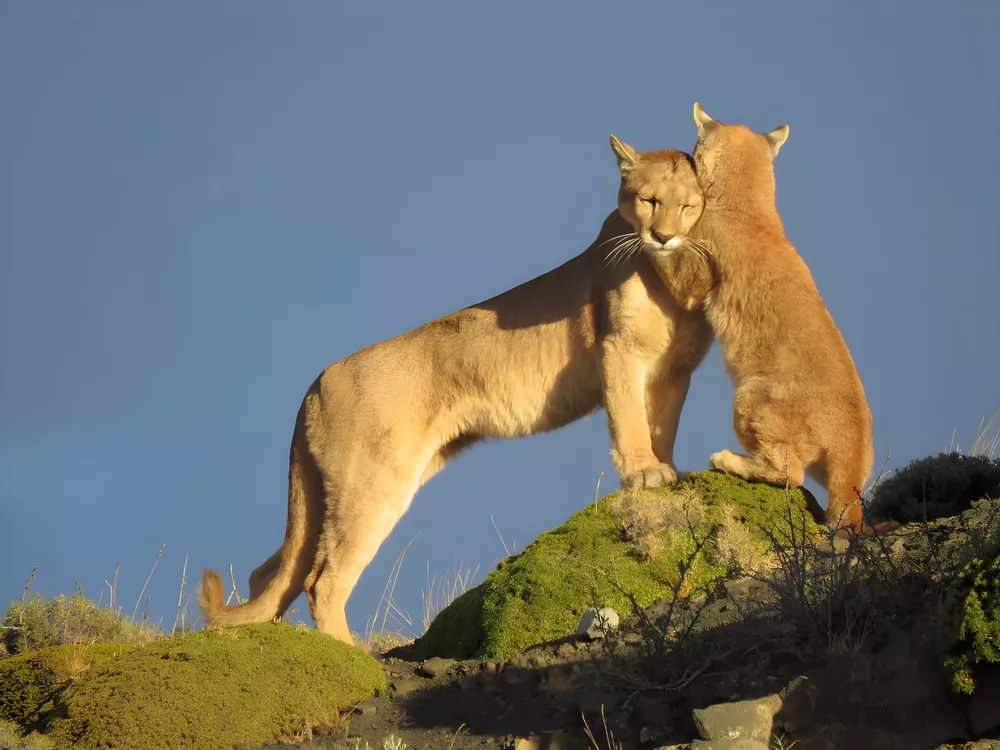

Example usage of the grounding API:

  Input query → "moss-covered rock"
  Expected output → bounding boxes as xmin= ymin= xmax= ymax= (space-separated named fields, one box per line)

xmin=0 ymin=624 xmax=386 ymax=750
xmin=420 ymin=471 xmax=823 ymax=660
xmin=945 ymin=552 xmax=1000 ymax=694
xmin=868 ymin=452 xmax=1000 ymax=524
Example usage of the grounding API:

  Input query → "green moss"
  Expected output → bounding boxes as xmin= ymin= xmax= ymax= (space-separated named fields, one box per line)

xmin=0 ymin=624 xmax=386 ymax=750
xmin=945 ymin=553 xmax=1000 ymax=694
xmin=0 ymin=718 xmax=55 ymax=750
xmin=0 ymin=642 xmax=131 ymax=730
xmin=421 ymin=471 xmax=822 ymax=660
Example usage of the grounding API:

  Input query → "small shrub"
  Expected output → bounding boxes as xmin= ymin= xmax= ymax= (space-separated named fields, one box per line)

xmin=609 ymin=486 xmax=707 ymax=560
xmin=2 ymin=586 xmax=161 ymax=657
xmin=867 ymin=452 xmax=1000 ymax=524
xmin=945 ymin=552 xmax=1000 ymax=694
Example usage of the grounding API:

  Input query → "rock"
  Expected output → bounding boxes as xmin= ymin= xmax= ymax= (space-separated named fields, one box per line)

xmin=418 ymin=656 xmax=455 ymax=678
xmin=690 ymin=740 xmax=769 ymax=750
xmin=515 ymin=738 xmax=544 ymax=750
xmin=514 ymin=733 xmax=582 ymax=750
xmin=389 ymin=677 xmax=424 ymax=696
xmin=774 ymin=675 xmax=816 ymax=734
xmin=692 ymin=694 xmax=782 ymax=742
xmin=577 ymin=607 xmax=620 ymax=640
xmin=635 ymin=694 xmax=673 ymax=728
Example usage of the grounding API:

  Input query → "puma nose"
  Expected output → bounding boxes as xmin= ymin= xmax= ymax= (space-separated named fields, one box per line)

xmin=650 ymin=229 xmax=674 ymax=245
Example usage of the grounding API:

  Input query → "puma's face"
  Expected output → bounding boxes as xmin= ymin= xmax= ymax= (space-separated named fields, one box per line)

xmin=608 ymin=138 xmax=704 ymax=257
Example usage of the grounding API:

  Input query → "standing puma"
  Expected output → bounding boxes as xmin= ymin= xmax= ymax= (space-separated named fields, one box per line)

xmin=199 ymin=150 xmax=713 ymax=646
xmin=634 ymin=104 xmax=873 ymax=529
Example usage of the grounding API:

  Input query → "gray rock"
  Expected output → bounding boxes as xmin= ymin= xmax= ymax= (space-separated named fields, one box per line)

xmin=577 ymin=606 xmax=620 ymax=640
xmin=418 ymin=656 xmax=455 ymax=678
xmin=690 ymin=740 xmax=769 ymax=750
xmin=389 ymin=677 xmax=423 ymax=695
xmin=692 ymin=694 xmax=782 ymax=742
xmin=774 ymin=675 xmax=816 ymax=733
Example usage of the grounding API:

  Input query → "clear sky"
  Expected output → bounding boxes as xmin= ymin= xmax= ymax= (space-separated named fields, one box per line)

xmin=2 ymin=2 xmax=997 ymax=638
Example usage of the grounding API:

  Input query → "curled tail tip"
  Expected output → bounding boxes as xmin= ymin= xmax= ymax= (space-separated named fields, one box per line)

xmin=197 ymin=568 xmax=226 ymax=622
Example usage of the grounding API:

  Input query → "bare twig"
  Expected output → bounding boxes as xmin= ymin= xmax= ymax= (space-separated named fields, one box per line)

xmin=18 ymin=563 xmax=40 ymax=629
xmin=19 ymin=564 xmax=40 ymax=609
xmin=171 ymin=553 xmax=189 ymax=638
xmin=20 ymin=563 xmax=40 ymax=606
xmin=226 ymin=564 xmax=243 ymax=606
xmin=131 ymin=544 xmax=166 ymax=623
xmin=594 ymin=470 xmax=604 ymax=510
xmin=447 ymin=723 xmax=467 ymax=750
xmin=491 ymin=514 xmax=511 ymax=558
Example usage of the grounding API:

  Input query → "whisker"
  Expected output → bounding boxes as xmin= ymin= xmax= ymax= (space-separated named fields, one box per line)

xmin=684 ymin=238 xmax=714 ymax=266
xmin=604 ymin=234 xmax=638 ymax=267
xmin=596 ymin=232 xmax=637 ymax=251
xmin=620 ymin=237 xmax=644 ymax=267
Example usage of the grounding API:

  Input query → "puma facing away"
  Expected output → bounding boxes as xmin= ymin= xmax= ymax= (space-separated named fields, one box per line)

xmin=636 ymin=104 xmax=874 ymax=529
xmin=199 ymin=149 xmax=714 ymax=645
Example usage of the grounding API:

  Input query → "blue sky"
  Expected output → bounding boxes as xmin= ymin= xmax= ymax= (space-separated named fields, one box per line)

xmin=2 ymin=2 xmax=997 ymax=638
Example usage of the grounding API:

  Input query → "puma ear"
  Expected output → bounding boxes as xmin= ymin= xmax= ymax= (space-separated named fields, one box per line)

xmin=609 ymin=134 xmax=639 ymax=175
xmin=765 ymin=124 xmax=790 ymax=158
xmin=693 ymin=102 xmax=718 ymax=136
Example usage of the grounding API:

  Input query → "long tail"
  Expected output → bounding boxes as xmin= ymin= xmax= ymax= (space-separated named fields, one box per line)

xmin=198 ymin=397 xmax=322 ymax=627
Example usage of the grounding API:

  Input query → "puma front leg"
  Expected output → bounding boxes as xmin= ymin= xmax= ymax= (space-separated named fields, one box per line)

xmin=602 ymin=341 xmax=678 ymax=490
xmin=646 ymin=367 xmax=693 ymax=472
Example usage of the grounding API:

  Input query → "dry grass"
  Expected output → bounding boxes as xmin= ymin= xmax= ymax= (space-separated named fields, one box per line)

xmin=54 ymin=642 xmax=92 ymax=683
xmin=277 ymin=701 xmax=349 ymax=744
xmin=607 ymin=487 xmax=707 ymax=560
xmin=421 ymin=559 xmax=478 ymax=632
xmin=950 ymin=406 xmax=1000 ymax=459
xmin=715 ymin=504 xmax=775 ymax=576
xmin=581 ymin=705 xmax=623 ymax=750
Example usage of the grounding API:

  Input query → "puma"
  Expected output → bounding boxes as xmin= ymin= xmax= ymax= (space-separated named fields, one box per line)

xmin=631 ymin=103 xmax=874 ymax=530
xmin=199 ymin=148 xmax=713 ymax=645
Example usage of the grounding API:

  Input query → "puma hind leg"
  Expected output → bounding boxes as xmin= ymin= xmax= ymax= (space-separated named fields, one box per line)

xmin=249 ymin=548 xmax=282 ymax=600
xmin=304 ymin=476 xmax=421 ymax=646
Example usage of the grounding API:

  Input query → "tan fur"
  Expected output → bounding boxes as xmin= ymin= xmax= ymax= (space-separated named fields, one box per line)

xmin=198 ymin=150 xmax=713 ymax=645
xmin=646 ymin=103 xmax=873 ymax=530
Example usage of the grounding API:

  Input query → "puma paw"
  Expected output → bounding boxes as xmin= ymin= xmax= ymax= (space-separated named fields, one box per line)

xmin=623 ymin=462 xmax=678 ymax=490
xmin=709 ymin=449 xmax=740 ymax=473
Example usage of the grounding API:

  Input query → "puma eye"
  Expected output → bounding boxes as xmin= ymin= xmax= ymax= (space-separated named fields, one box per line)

xmin=639 ymin=197 xmax=657 ymax=208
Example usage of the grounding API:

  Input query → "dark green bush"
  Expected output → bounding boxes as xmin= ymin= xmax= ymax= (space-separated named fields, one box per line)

xmin=867 ymin=452 xmax=1000 ymax=524
xmin=945 ymin=552 xmax=1000 ymax=694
